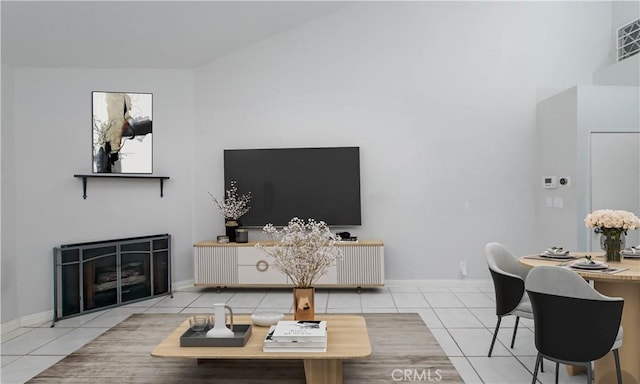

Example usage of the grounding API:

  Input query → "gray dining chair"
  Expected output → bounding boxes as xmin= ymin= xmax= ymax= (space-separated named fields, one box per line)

xmin=485 ymin=242 xmax=534 ymax=357
xmin=525 ymin=265 xmax=623 ymax=384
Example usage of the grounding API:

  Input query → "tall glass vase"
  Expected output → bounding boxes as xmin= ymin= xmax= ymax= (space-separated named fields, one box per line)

xmin=601 ymin=231 xmax=625 ymax=262
xmin=293 ymin=287 xmax=315 ymax=321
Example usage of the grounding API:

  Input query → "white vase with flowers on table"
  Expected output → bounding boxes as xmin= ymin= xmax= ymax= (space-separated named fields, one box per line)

xmin=585 ymin=209 xmax=640 ymax=262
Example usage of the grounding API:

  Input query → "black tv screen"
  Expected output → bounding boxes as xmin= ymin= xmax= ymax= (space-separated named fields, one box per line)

xmin=224 ymin=147 xmax=361 ymax=227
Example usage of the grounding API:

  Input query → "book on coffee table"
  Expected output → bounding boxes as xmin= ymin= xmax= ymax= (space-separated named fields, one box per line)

xmin=270 ymin=320 xmax=327 ymax=342
xmin=263 ymin=325 xmax=327 ymax=352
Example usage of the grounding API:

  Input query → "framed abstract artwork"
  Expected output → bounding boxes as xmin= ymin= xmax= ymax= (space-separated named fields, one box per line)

xmin=92 ymin=91 xmax=153 ymax=173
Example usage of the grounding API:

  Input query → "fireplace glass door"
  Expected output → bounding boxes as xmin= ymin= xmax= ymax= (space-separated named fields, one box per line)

xmin=54 ymin=234 xmax=170 ymax=321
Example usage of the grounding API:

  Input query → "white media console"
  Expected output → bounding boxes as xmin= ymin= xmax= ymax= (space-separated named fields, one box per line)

xmin=193 ymin=240 xmax=384 ymax=289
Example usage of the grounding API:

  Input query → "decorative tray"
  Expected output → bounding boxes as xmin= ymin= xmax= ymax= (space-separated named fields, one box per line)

xmin=180 ymin=324 xmax=252 ymax=347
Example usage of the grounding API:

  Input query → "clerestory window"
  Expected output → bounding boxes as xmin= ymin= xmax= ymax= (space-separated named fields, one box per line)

xmin=617 ymin=18 xmax=640 ymax=62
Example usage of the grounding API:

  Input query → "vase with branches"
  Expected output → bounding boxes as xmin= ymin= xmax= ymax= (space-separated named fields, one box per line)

xmin=209 ymin=180 xmax=251 ymax=242
xmin=257 ymin=217 xmax=342 ymax=319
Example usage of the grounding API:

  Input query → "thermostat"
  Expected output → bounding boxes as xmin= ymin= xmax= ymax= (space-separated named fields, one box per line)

xmin=543 ymin=176 xmax=557 ymax=189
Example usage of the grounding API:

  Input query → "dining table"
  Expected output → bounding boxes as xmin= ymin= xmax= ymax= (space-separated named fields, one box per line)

xmin=520 ymin=252 xmax=640 ymax=384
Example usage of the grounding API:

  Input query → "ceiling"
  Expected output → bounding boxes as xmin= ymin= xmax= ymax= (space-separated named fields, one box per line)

xmin=1 ymin=1 xmax=350 ymax=68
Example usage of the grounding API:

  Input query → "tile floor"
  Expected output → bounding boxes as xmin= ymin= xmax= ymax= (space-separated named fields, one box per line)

xmin=0 ymin=281 xmax=589 ymax=384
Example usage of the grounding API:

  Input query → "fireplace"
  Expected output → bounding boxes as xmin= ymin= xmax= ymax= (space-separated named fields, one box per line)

xmin=53 ymin=234 xmax=171 ymax=324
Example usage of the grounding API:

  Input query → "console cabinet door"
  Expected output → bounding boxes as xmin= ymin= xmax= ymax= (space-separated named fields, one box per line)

xmin=314 ymin=265 xmax=338 ymax=285
xmin=237 ymin=247 xmax=287 ymax=285
xmin=194 ymin=246 xmax=238 ymax=285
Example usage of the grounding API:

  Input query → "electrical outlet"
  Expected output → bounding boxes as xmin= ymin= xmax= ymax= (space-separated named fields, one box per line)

xmin=459 ymin=261 xmax=468 ymax=276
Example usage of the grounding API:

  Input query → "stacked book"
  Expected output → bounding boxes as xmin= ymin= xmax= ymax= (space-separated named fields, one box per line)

xmin=263 ymin=320 xmax=327 ymax=352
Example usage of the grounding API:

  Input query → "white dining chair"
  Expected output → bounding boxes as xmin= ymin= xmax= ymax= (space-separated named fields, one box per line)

xmin=485 ymin=242 xmax=534 ymax=357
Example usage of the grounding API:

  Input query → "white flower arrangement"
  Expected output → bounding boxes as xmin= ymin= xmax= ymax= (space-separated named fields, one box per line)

xmin=209 ymin=180 xmax=252 ymax=220
xmin=584 ymin=209 xmax=640 ymax=235
xmin=257 ymin=217 xmax=342 ymax=288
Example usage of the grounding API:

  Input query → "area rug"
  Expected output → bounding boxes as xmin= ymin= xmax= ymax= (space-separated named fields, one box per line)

xmin=28 ymin=313 xmax=463 ymax=383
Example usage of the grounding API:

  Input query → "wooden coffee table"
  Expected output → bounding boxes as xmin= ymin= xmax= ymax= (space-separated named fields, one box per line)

xmin=152 ymin=314 xmax=372 ymax=384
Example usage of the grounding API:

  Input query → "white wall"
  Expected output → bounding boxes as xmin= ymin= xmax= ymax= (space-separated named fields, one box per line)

xmin=2 ymin=68 xmax=195 ymax=320
xmin=1 ymin=64 xmax=19 ymax=324
xmin=1 ymin=1 xmax=625 ymax=325
xmin=577 ymin=86 xmax=640 ymax=248
xmin=536 ymin=86 xmax=640 ymax=251
xmin=612 ymin=1 xmax=640 ymax=32
xmin=194 ymin=2 xmax=613 ymax=280
xmin=594 ymin=55 xmax=640 ymax=86
xmin=536 ymin=88 xmax=579 ymax=250
xmin=593 ymin=1 xmax=640 ymax=86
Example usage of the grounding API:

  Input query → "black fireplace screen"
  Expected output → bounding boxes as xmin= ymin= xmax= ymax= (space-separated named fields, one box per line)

xmin=53 ymin=234 xmax=171 ymax=323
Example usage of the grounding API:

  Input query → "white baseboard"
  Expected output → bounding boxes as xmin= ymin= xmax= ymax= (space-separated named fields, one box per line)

xmin=173 ymin=278 xmax=194 ymax=291
xmin=0 ymin=318 xmax=21 ymax=336
xmin=2 ymin=279 xmax=194 ymax=336
xmin=1 ymin=310 xmax=53 ymax=336
xmin=20 ymin=310 xmax=53 ymax=327
xmin=384 ymin=279 xmax=492 ymax=287
xmin=170 ymin=279 xmax=493 ymax=290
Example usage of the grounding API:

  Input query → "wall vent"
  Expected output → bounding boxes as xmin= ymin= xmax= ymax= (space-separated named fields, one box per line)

xmin=617 ymin=18 xmax=640 ymax=62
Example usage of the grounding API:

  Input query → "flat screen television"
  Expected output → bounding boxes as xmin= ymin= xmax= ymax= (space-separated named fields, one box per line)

xmin=224 ymin=147 xmax=361 ymax=227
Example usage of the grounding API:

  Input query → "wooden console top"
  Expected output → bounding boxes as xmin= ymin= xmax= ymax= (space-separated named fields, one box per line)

xmin=194 ymin=240 xmax=383 ymax=247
